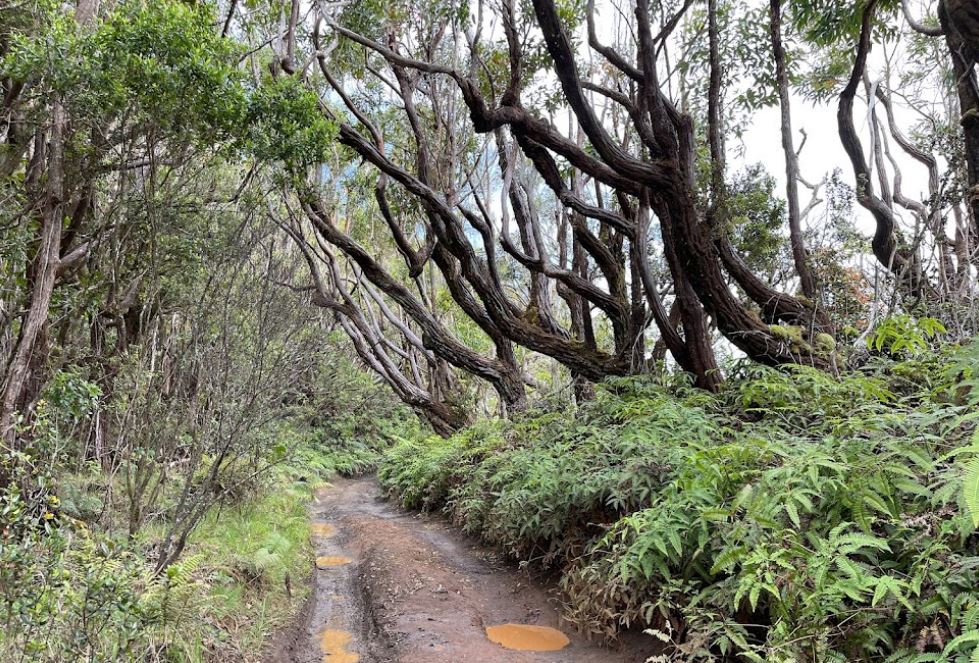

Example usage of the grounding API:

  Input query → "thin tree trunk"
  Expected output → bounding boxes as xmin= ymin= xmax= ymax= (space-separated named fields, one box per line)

xmin=770 ymin=0 xmax=818 ymax=299
xmin=941 ymin=0 xmax=979 ymax=236
xmin=1 ymin=106 xmax=65 ymax=444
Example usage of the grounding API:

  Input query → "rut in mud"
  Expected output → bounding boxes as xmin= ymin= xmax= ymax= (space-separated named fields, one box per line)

xmin=283 ymin=477 xmax=654 ymax=663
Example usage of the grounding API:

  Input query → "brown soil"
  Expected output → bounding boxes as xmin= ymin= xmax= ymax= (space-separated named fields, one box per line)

xmin=278 ymin=476 xmax=653 ymax=663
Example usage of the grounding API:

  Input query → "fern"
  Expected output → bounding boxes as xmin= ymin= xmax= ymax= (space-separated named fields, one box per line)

xmin=963 ymin=459 xmax=979 ymax=529
xmin=140 ymin=553 xmax=207 ymax=625
xmin=378 ymin=352 xmax=979 ymax=662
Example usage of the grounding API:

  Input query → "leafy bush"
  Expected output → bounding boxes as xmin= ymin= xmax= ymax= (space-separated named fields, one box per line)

xmin=870 ymin=315 xmax=947 ymax=355
xmin=378 ymin=342 xmax=979 ymax=661
xmin=0 ymin=518 xmax=204 ymax=662
xmin=1 ymin=456 xmax=318 ymax=662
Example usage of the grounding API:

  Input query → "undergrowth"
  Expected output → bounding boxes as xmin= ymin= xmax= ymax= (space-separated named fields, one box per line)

xmin=0 ymin=429 xmax=401 ymax=662
xmin=378 ymin=340 xmax=979 ymax=662
xmin=165 ymin=478 xmax=315 ymax=661
xmin=1 ymin=447 xmax=325 ymax=662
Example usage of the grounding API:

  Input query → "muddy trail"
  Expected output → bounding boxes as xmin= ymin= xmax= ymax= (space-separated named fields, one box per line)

xmin=275 ymin=477 xmax=654 ymax=663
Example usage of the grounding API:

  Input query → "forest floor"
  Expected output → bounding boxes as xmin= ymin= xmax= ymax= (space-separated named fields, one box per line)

xmin=270 ymin=477 xmax=653 ymax=663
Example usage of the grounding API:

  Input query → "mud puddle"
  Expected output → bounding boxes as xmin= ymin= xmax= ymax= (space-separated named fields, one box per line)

xmin=281 ymin=477 xmax=652 ymax=663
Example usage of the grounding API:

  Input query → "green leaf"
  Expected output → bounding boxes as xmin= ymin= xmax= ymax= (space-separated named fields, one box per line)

xmin=964 ymin=458 xmax=979 ymax=529
xmin=943 ymin=630 xmax=979 ymax=656
xmin=785 ymin=501 xmax=801 ymax=528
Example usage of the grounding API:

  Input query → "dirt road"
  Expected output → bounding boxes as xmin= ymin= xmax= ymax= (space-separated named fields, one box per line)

xmin=277 ymin=477 xmax=652 ymax=663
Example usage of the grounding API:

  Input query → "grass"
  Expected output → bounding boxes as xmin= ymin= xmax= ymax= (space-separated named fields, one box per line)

xmin=0 ymin=440 xmax=379 ymax=662
xmin=164 ymin=439 xmax=392 ymax=661
xmin=174 ymin=480 xmax=317 ymax=661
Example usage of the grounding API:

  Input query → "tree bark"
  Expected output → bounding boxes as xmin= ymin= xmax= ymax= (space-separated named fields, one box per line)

xmin=837 ymin=0 xmax=933 ymax=299
xmin=1 ymin=107 xmax=65 ymax=443
xmin=941 ymin=0 xmax=979 ymax=236
xmin=769 ymin=0 xmax=818 ymax=300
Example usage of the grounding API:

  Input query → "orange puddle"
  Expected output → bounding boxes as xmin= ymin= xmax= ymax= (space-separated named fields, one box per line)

xmin=485 ymin=623 xmax=570 ymax=651
xmin=315 ymin=555 xmax=352 ymax=569
xmin=319 ymin=628 xmax=359 ymax=663
xmin=311 ymin=523 xmax=337 ymax=538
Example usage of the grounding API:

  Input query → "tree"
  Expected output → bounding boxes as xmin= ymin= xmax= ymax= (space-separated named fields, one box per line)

xmin=277 ymin=0 xmax=855 ymax=401
xmin=0 ymin=0 xmax=246 ymax=443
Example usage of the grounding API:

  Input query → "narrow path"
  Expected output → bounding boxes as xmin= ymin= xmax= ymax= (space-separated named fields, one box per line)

xmin=284 ymin=477 xmax=653 ymax=663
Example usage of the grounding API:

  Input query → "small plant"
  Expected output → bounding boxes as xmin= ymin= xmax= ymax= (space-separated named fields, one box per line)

xmin=870 ymin=315 xmax=946 ymax=355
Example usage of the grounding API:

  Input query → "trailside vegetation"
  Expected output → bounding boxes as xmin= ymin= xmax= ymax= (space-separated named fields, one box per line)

xmin=380 ymin=338 xmax=979 ymax=661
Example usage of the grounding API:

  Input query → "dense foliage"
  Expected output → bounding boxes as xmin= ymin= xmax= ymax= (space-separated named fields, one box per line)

xmin=380 ymin=339 xmax=979 ymax=661
xmin=0 ymin=349 xmax=406 ymax=661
